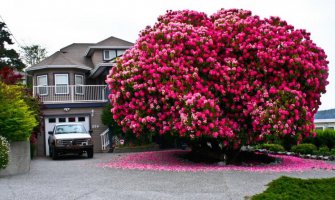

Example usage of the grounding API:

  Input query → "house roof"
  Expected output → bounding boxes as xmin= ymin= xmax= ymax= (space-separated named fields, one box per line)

xmin=26 ymin=36 xmax=133 ymax=72
xmin=26 ymin=43 xmax=94 ymax=72
xmin=84 ymin=36 xmax=133 ymax=56
xmin=96 ymin=36 xmax=133 ymax=46
xmin=315 ymin=109 xmax=335 ymax=120
xmin=89 ymin=59 xmax=117 ymax=79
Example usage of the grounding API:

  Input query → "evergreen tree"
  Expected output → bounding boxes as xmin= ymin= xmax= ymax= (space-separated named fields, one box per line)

xmin=0 ymin=22 xmax=25 ymax=71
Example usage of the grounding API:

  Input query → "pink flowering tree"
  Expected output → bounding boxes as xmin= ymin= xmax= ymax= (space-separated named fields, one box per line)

xmin=106 ymin=9 xmax=329 ymax=159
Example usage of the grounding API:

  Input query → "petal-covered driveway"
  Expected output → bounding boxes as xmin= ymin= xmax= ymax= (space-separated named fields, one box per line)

xmin=98 ymin=150 xmax=335 ymax=172
xmin=0 ymin=152 xmax=334 ymax=200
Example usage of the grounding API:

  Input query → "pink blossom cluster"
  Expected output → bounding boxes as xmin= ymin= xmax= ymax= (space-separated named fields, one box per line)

xmin=98 ymin=150 xmax=335 ymax=172
xmin=106 ymin=9 xmax=329 ymax=148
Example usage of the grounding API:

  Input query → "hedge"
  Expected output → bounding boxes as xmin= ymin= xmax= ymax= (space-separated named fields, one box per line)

xmin=291 ymin=143 xmax=317 ymax=155
xmin=303 ymin=129 xmax=335 ymax=149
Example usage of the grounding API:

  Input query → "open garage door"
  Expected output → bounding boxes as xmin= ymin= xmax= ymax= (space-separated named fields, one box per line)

xmin=44 ymin=115 xmax=90 ymax=156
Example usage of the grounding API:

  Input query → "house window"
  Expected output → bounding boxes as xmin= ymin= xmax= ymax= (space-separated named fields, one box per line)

xmin=316 ymin=127 xmax=324 ymax=131
xmin=78 ymin=117 xmax=86 ymax=122
xmin=55 ymin=74 xmax=69 ymax=94
xmin=48 ymin=118 xmax=56 ymax=123
xmin=36 ymin=75 xmax=48 ymax=95
xmin=117 ymin=49 xmax=126 ymax=56
xmin=58 ymin=118 xmax=66 ymax=123
xmin=103 ymin=49 xmax=126 ymax=60
xmin=326 ymin=127 xmax=334 ymax=130
xmin=75 ymin=75 xmax=84 ymax=95
xmin=68 ymin=117 xmax=76 ymax=122
xmin=103 ymin=50 xmax=116 ymax=61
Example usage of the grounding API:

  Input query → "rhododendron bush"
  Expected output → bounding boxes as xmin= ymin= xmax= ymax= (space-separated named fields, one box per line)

xmin=106 ymin=9 xmax=329 ymax=153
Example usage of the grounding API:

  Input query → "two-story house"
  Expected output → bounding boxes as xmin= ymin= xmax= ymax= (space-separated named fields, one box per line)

xmin=26 ymin=36 xmax=133 ymax=156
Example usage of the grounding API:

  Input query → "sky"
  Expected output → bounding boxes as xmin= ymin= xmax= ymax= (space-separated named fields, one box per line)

xmin=0 ymin=0 xmax=334 ymax=111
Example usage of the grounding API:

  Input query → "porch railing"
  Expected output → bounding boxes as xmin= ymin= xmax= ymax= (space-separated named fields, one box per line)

xmin=100 ymin=129 xmax=110 ymax=151
xmin=33 ymin=85 xmax=107 ymax=104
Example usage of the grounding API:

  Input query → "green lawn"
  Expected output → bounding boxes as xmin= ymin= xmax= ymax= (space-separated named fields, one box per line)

xmin=251 ymin=176 xmax=335 ymax=200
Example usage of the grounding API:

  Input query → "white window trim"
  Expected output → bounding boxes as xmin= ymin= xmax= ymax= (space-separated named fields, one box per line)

xmin=54 ymin=74 xmax=69 ymax=95
xmin=37 ymin=75 xmax=48 ymax=96
xmin=117 ymin=49 xmax=126 ymax=57
xmin=75 ymin=74 xmax=84 ymax=95
xmin=103 ymin=50 xmax=116 ymax=61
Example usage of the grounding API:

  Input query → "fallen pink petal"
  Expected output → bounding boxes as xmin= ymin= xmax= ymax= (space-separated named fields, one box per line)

xmin=98 ymin=150 xmax=335 ymax=172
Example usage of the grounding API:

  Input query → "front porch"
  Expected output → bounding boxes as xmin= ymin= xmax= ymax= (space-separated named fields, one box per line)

xmin=33 ymin=85 xmax=108 ymax=104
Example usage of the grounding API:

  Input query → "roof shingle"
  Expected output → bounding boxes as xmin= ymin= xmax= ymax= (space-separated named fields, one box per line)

xmin=315 ymin=109 xmax=335 ymax=119
xmin=26 ymin=36 xmax=133 ymax=71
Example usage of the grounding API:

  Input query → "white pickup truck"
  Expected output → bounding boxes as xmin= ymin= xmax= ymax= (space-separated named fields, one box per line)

xmin=48 ymin=123 xmax=94 ymax=160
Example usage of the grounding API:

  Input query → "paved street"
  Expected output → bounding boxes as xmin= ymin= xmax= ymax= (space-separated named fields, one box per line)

xmin=0 ymin=153 xmax=335 ymax=200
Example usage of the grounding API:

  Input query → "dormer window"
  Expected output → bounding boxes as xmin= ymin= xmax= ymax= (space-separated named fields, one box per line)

xmin=103 ymin=50 xmax=116 ymax=61
xmin=117 ymin=50 xmax=125 ymax=56
xmin=103 ymin=49 xmax=126 ymax=61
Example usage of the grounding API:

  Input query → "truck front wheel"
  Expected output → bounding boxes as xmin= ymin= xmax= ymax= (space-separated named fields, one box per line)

xmin=87 ymin=149 xmax=93 ymax=158
xmin=52 ymin=147 xmax=58 ymax=160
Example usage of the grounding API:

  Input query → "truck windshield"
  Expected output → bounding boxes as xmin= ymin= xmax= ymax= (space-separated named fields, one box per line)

xmin=55 ymin=124 xmax=87 ymax=134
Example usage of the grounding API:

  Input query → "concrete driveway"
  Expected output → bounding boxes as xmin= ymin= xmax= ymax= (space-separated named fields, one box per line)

xmin=0 ymin=153 xmax=334 ymax=200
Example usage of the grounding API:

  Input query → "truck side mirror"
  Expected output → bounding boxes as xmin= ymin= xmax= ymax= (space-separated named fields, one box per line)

xmin=48 ymin=131 xmax=53 ymax=135
xmin=89 ymin=130 xmax=93 ymax=135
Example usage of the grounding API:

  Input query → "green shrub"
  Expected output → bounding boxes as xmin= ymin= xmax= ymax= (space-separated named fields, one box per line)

xmin=257 ymin=143 xmax=285 ymax=152
xmin=0 ymin=82 xmax=38 ymax=141
xmin=303 ymin=129 xmax=335 ymax=149
xmin=252 ymin=176 xmax=335 ymax=200
xmin=0 ymin=136 xmax=10 ymax=169
xmin=291 ymin=143 xmax=317 ymax=155
xmin=330 ymin=148 xmax=335 ymax=156
xmin=319 ymin=129 xmax=335 ymax=149
xmin=317 ymin=145 xmax=330 ymax=156
xmin=282 ymin=135 xmax=298 ymax=151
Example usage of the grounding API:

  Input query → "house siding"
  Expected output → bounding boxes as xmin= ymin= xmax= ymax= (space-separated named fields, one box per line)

xmin=33 ymin=68 xmax=88 ymax=86
xmin=92 ymin=50 xmax=103 ymax=67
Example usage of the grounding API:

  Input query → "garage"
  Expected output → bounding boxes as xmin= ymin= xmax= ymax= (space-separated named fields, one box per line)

xmin=44 ymin=115 xmax=90 ymax=156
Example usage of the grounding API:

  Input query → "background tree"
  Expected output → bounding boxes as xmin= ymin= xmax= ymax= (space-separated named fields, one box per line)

xmin=106 ymin=9 xmax=329 ymax=160
xmin=21 ymin=44 xmax=47 ymax=66
xmin=0 ymin=66 xmax=22 ymax=84
xmin=0 ymin=22 xmax=25 ymax=71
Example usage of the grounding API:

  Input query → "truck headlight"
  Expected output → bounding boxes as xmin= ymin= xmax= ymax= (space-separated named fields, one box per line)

xmin=55 ymin=140 xmax=62 ymax=146
xmin=87 ymin=138 xmax=92 ymax=145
